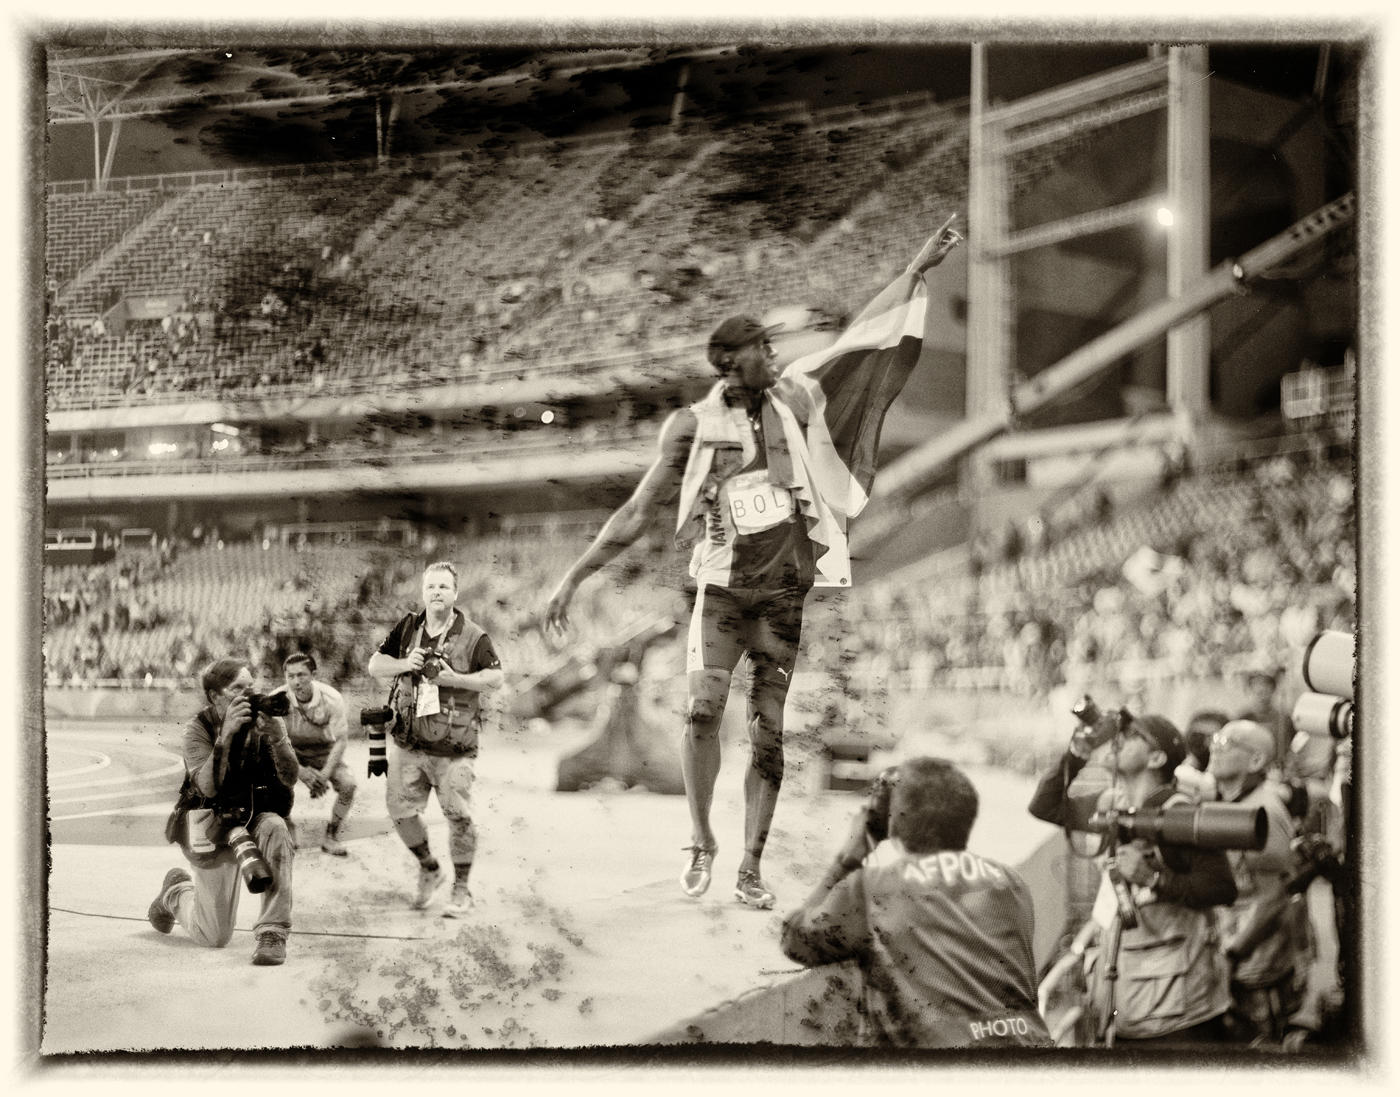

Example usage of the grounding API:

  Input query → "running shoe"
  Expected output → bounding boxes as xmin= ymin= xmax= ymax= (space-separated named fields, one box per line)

xmin=146 ymin=867 xmax=191 ymax=934
xmin=413 ymin=865 xmax=446 ymax=909
xmin=734 ymin=869 xmax=775 ymax=910
xmin=320 ymin=834 xmax=348 ymax=856
xmin=442 ymin=887 xmax=475 ymax=918
xmin=680 ymin=845 xmax=716 ymax=897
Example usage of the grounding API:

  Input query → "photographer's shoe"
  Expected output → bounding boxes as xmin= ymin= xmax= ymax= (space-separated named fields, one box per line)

xmin=413 ymin=865 xmax=446 ymax=909
xmin=734 ymin=870 xmax=775 ymax=910
xmin=680 ymin=845 xmax=716 ymax=898
xmin=251 ymin=932 xmax=286 ymax=966
xmin=442 ymin=887 xmax=475 ymax=918
xmin=320 ymin=834 xmax=348 ymax=857
xmin=146 ymin=867 xmax=191 ymax=934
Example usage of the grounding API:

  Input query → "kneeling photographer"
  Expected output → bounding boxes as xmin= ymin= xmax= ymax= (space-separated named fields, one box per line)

xmin=1030 ymin=702 xmax=1253 ymax=1048
xmin=781 ymin=757 xmax=1052 ymax=1049
xmin=147 ymin=658 xmax=300 ymax=966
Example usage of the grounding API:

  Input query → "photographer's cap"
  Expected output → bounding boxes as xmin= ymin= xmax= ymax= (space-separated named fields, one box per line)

xmin=1132 ymin=714 xmax=1188 ymax=772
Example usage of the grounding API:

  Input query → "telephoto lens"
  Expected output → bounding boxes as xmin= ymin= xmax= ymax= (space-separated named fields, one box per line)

xmin=366 ymin=724 xmax=388 ymax=777
xmin=1301 ymin=630 xmax=1354 ymax=702
xmin=225 ymin=824 xmax=275 ymax=893
xmin=1292 ymin=690 xmax=1354 ymax=740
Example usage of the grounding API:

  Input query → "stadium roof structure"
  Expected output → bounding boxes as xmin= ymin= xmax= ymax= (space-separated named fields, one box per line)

xmin=45 ymin=44 xmax=739 ymax=125
xmin=44 ymin=39 xmax=1356 ymax=192
xmin=45 ymin=42 xmax=749 ymax=186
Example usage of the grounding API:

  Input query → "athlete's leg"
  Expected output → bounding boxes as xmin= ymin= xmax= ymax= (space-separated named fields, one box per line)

xmin=680 ymin=586 xmax=745 ymax=896
xmin=738 ymin=588 xmax=805 ymax=878
xmin=684 ymin=666 xmax=731 ymax=852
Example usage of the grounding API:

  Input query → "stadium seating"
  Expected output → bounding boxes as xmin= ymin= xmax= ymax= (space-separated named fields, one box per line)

xmin=45 ymin=188 xmax=168 ymax=288
xmin=45 ymin=97 xmax=968 ymax=409
xmin=841 ymin=455 xmax=1355 ymax=698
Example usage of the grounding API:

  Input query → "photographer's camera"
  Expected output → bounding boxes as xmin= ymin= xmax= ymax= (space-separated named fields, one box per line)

xmin=246 ymin=690 xmax=291 ymax=720
xmin=1070 ymin=694 xmax=1131 ymax=755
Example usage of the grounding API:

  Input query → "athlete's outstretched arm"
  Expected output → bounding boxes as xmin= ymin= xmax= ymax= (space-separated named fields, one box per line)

xmin=543 ymin=408 xmax=695 ymax=635
xmin=907 ymin=213 xmax=964 ymax=274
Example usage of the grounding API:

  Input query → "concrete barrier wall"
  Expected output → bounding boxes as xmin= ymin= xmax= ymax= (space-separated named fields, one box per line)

xmin=44 ymin=687 xmax=206 ymax=721
xmin=43 ymin=685 xmax=384 ymax=733
xmin=650 ymin=964 xmax=866 ymax=1046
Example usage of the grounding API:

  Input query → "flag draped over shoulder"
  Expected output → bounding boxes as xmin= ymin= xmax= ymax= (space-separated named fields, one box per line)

xmin=775 ymin=258 xmax=933 ymax=524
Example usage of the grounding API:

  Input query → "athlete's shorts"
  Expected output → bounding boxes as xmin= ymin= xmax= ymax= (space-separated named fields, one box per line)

xmin=686 ymin=583 xmax=808 ymax=676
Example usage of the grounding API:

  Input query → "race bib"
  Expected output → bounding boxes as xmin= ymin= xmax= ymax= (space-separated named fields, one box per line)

xmin=725 ymin=471 xmax=793 ymax=534
xmin=415 ymin=680 xmax=442 ymax=718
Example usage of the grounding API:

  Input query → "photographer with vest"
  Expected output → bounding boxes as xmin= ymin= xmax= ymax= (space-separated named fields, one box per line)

xmin=1207 ymin=719 xmax=1301 ymax=1044
xmin=1029 ymin=707 xmax=1238 ymax=1047
xmin=146 ymin=657 xmax=299 ymax=966
xmin=367 ymin=561 xmax=503 ymax=917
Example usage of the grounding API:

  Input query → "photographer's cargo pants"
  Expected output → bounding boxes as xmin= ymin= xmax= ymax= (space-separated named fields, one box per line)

xmin=170 ymin=812 xmax=294 ymax=946
xmin=386 ymin=743 xmax=478 ymax=864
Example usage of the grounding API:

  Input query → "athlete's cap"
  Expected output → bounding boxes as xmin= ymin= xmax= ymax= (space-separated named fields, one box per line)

xmin=1130 ymin=714 xmax=1188 ymax=772
xmin=707 ymin=314 xmax=785 ymax=353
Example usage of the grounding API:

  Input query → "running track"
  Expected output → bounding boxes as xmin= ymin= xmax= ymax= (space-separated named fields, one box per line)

xmin=46 ymin=720 xmax=185 ymax=845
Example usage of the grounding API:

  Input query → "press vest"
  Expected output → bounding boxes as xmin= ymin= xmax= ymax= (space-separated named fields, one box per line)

xmin=1084 ymin=787 xmax=1231 ymax=1038
xmin=388 ymin=609 xmax=489 ymax=757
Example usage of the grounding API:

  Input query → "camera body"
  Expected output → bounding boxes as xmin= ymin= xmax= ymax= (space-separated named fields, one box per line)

xmin=416 ymin=647 xmax=451 ymax=681
xmin=246 ymin=690 xmax=291 ymax=720
xmin=1286 ymin=832 xmax=1345 ymax=895
xmin=1071 ymin=695 xmax=1132 ymax=742
xmin=864 ymin=765 xmax=901 ymax=843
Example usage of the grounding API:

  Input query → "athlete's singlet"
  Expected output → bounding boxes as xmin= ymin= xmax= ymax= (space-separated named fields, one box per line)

xmin=690 ymin=406 xmax=815 ymax=592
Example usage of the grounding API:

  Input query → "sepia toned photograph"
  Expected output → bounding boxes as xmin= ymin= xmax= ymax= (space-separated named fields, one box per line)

xmin=18 ymin=11 xmax=1382 ymax=1083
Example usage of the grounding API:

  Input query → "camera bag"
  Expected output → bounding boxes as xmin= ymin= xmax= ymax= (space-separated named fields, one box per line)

xmin=164 ymin=773 xmax=230 ymax=869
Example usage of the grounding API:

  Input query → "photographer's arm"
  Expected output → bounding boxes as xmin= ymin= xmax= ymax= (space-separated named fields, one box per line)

xmin=781 ymin=867 xmax=870 ymax=968
xmin=1028 ymin=751 xmax=1099 ymax=830
xmin=1222 ymin=798 xmax=1295 ymax=958
xmin=317 ymin=693 xmax=350 ymax=780
xmin=368 ymin=649 xmax=423 ymax=679
xmin=368 ymin=616 xmax=424 ymax=680
xmin=260 ymin=716 xmax=300 ymax=789
xmin=1152 ymin=846 xmax=1238 ymax=909
xmin=437 ymin=634 xmax=504 ymax=693
xmin=438 ymin=667 xmax=505 ymax=692
xmin=182 ymin=717 xmax=220 ymax=798
xmin=1223 ymin=873 xmax=1290 ymax=962
xmin=781 ymin=808 xmax=875 ymax=966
